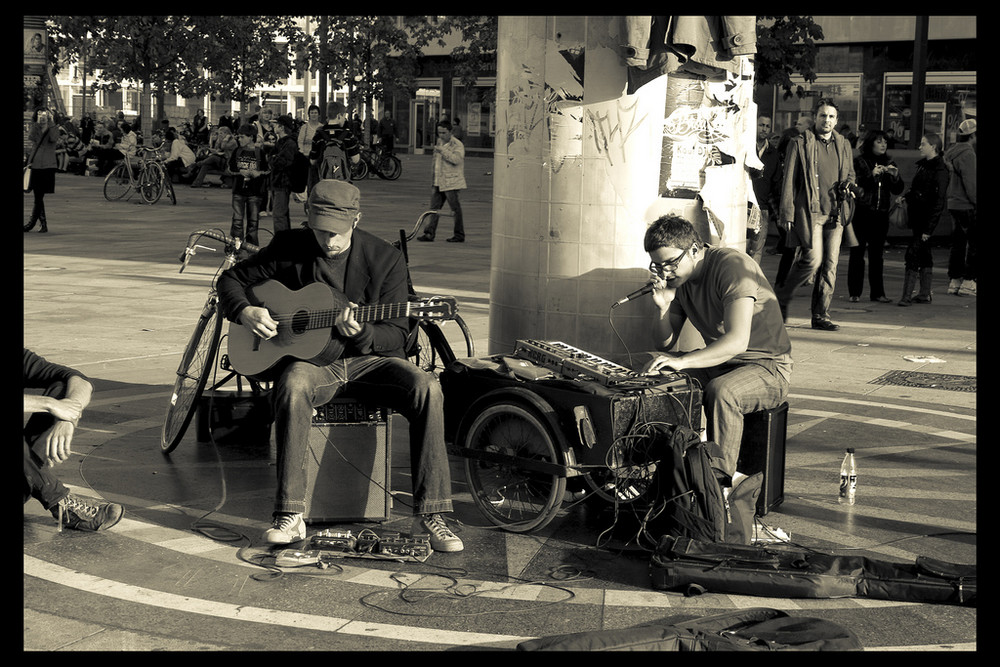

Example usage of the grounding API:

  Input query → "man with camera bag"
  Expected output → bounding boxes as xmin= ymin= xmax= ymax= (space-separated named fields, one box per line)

xmin=774 ymin=98 xmax=858 ymax=332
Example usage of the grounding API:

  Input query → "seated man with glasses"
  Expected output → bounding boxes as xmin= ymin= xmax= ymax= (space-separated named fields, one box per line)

xmin=638 ymin=215 xmax=792 ymax=483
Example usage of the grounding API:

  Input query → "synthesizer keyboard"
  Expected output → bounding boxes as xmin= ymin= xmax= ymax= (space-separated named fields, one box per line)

xmin=511 ymin=339 xmax=688 ymax=388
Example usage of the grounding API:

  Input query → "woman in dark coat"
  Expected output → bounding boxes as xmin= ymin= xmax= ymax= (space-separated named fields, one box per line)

xmin=848 ymin=130 xmax=904 ymax=302
xmin=25 ymin=108 xmax=60 ymax=233
xmin=899 ymin=132 xmax=950 ymax=306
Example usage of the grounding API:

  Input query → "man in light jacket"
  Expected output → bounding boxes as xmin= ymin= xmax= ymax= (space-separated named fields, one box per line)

xmin=775 ymin=98 xmax=857 ymax=331
xmin=418 ymin=120 xmax=467 ymax=243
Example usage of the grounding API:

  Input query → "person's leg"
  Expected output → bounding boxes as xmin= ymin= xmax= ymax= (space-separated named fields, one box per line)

xmin=272 ymin=188 xmax=290 ymax=235
xmin=810 ymin=220 xmax=844 ymax=323
xmin=339 ymin=357 xmax=453 ymax=515
xmin=230 ymin=193 xmax=247 ymax=241
xmin=774 ymin=223 xmax=823 ymax=318
xmin=245 ymin=195 xmax=262 ymax=246
xmin=867 ymin=212 xmax=890 ymax=300
xmin=686 ymin=362 xmax=789 ymax=478
xmin=444 ymin=189 xmax=464 ymax=241
xmin=270 ymin=361 xmax=343 ymax=517
xmin=419 ymin=187 xmax=446 ymax=240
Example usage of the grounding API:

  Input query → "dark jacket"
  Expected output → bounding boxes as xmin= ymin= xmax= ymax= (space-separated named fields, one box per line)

xmin=906 ymin=155 xmax=950 ymax=236
xmin=268 ymin=135 xmax=299 ymax=190
xmin=943 ymin=141 xmax=976 ymax=211
xmin=751 ymin=141 xmax=781 ymax=215
xmin=854 ymin=152 xmax=904 ymax=213
xmin=217 ymin=227 xmax=410 ymax=361
xmin=779 ymin=129 xmax=858 ymax=249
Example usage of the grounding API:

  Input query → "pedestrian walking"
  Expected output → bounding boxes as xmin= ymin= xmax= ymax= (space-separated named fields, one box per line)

xmin=774 ymin=99 xmax=858 ymax=330
xmin=418 ymin=120 xmax=467 ymax=243
xmin=24 ymin=108 xmax=60 ymax=233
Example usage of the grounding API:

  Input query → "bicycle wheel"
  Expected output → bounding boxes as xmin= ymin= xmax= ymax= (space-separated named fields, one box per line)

xmin=161 ymin=302 xmax=224 ymax=453
xmin=140 ymin=163 xmax=165 ymax=205
xmin=463 ymin=401 xmax=567 ymax=533
xmin=351 ymin=158 xmax=369 ymax=180
xmin=103 ymin=163 xmax=132 ymax=201
xmin=377 ymin=154 xmax=402 ymax=180
xmin=409 ymin=317 xmax=475 ymax=375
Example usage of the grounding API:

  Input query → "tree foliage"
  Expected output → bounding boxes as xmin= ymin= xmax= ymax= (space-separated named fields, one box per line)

xmin=755 ymin=16 xmax=825 ymax=99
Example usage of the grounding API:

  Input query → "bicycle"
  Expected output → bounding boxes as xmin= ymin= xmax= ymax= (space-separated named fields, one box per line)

xmin=355 ymin=144 xmax=402 ymax=181
xmin=103 ymin=146 xmax=176 ymax=205
xmin=160 ymin=211 xmax=476 ymax=454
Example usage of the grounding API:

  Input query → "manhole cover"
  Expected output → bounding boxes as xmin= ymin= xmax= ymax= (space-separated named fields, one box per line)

xmin=869 ymin=370 xmax=976 ymax=393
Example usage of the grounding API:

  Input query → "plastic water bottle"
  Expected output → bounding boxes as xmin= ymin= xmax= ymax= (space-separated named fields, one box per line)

xmin=838 ymin=448 xmax=857 ymax=505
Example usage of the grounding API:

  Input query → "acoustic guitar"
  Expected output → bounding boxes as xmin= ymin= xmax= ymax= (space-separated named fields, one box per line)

xmin=227 ymin=280 xmax=458 ymax=376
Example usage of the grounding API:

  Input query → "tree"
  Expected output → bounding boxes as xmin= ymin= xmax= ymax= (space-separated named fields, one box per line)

xmin=755 ymin=16 xmax=825 ymax=99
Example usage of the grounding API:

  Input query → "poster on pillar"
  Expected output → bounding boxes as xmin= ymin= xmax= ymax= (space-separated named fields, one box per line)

xmin=650 ymin=60 xmax=756 ymax=250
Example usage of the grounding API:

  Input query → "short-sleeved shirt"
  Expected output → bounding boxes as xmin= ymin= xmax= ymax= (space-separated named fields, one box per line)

xmin=668 ymin=246 xmax=792 ymax=381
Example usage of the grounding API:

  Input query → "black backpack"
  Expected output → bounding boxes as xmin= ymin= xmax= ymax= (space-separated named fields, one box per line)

xmin=318 ymin=138 xmax=350 ymax=181
xmin=289 ymin=151 xmax=309 ymax=193
xmin=644 ymin=424 xmax=761 ymax=545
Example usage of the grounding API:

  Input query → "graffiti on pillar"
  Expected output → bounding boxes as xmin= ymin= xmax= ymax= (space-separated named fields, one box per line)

xmin=584 ymin=98 xmax=648 ymax=167
xmin=504 ymin=64 xmax=548 ymax=155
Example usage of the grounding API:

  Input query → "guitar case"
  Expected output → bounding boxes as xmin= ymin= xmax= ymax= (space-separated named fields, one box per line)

xmin=650 ymin=535 xmax=976 ymax=606
xmin=517 ymin=607 xmax=863 ymax=651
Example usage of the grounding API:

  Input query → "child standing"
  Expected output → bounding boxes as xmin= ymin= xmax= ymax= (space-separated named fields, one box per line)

xmin=228 ymin=125 xmax=269 ymax=246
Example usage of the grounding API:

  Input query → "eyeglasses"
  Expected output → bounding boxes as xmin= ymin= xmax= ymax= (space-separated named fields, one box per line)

xmin=648 ymin=249 xmax=690 ymax=275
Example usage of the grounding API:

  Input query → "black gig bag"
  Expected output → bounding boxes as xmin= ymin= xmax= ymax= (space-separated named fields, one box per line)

xmin=650 ymin=535 xmax=975 ymax=606
xmin=517 ymin=607 xmax=863 ymax=651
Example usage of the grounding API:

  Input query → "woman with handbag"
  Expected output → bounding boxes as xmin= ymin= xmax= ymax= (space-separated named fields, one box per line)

xmin=24 ymin=108 xmax=59 ymax=233
xmin=899 ymin=132 xmax=950 ymax=306
xmin=848 ymin=130 xmax=904 ymax=303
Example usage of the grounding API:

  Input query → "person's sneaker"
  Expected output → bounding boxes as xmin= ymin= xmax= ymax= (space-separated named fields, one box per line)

xmin=947 ymin=279 xmax=962 ymax=295
xmin=414 ymin=513 xmax=464 ymax=552
xmin=264 ymin=513 xmax=306 ymax=545
xmin=958 ymin=279 xmax=976 ymax=297
xmin=51 ymin=494 xmax=124 ymax=532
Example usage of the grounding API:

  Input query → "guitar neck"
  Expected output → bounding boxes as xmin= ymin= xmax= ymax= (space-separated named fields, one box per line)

xmin=301 ymin=302 xmax=412 ymax=330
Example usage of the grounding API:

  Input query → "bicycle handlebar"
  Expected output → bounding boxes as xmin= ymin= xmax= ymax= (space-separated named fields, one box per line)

xmin=178 ymin=228 xmax=260 ymax=273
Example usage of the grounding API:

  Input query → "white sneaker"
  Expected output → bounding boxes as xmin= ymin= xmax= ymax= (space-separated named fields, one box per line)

xmin=264 ymin=513 xmax=306 ymax=544
xmin=414 ymin=513 xmax=464 ymax=552
xmin=958 ymin=280 xmax=976 ymax=297
xmin=947 ymin=279 xmax=962 ymax=295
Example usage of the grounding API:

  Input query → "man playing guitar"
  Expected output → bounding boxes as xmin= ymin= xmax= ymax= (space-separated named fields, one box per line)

xmin=217 ymin=179 xmax=463 ymax=552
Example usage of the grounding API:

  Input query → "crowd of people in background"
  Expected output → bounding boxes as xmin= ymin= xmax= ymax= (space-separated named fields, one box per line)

xmin=750 ymin=104 xmax=976 ymax=313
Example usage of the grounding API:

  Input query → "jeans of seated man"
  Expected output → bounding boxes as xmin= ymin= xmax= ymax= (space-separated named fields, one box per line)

xmin=681 ymin=360 xmax=789 ymax=478
xmin=23 ymin=380 xmax=71 ymax=510
xmin=270 ymin=356 xmax=454 ymax=517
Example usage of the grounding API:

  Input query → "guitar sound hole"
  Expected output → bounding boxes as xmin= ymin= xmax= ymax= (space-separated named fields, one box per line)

xmin=290 ymin=310 xmax=309 ymax=335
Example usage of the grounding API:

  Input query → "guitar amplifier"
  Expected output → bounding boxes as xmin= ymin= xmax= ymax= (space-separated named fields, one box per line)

xmin=737 ymin=402 xmax=788 ymax=516
xmin=304 ymin=398 xmax=392 ymax=524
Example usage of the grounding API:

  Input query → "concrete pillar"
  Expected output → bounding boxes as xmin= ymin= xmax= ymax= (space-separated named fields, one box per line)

xmin=491 ymin=16 xmax=756 ymax=360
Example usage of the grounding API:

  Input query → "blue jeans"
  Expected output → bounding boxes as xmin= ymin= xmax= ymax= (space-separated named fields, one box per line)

xmin=423 ymin=187 xmax=465 ymax=240
xmin=231 ymin=193 xmax=261 ymax=245
xmin=775 ymin=217 xmax=844 ymax=322
xmin=270 ymin=357 xmax=454 ymax=516
xmin=684 ymin=360 xmax=789 ymax=477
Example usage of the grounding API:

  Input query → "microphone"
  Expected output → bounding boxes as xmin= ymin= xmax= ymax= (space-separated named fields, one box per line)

xmin=612 ymin=283 xmax=654 ymax=308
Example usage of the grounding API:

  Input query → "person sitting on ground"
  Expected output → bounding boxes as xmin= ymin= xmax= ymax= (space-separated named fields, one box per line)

xmin=216 ymin=180 xmax=463 ymax=552
xmin=163 ymin=128 xmax=197 ymax=183
xmin=23 ymin=348 xmax=124 ymax=532
xmin=189 ymin=126 xmax=238 ymax=188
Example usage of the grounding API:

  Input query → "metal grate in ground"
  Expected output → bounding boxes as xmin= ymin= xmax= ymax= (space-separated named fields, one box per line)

xmin=869 ymin=370 xmax=976 ymax=393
